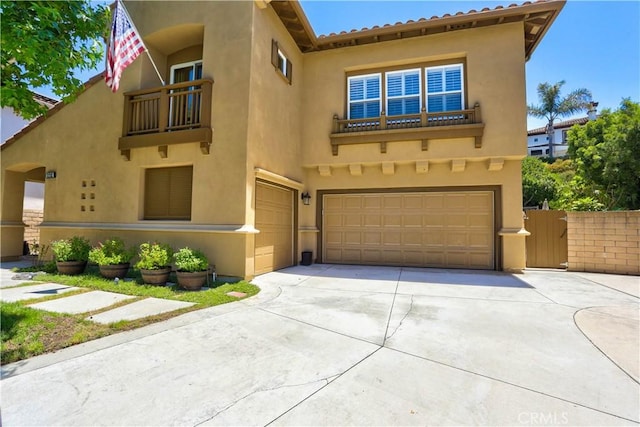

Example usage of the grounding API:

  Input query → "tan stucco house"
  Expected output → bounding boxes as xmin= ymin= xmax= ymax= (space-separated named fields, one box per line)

xmin=1 ymin=0 xmax=564 ymax=278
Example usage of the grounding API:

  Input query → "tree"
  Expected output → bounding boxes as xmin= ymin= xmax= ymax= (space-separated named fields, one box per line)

xmin=528 ymin=81 xmax=592 ymax=158
xmin=568 ymin=99 xmax=640 ymax=210
xmin=521 ymin=157 xmax=560 ymax=207
xmin=1 ymin=1 xmax=109 ymax=119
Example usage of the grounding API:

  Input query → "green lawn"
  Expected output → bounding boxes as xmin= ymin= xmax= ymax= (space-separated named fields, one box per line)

xmin=1 ymin=267 xmax=260 ymax=364
xmin=1 ymin=302 xmax=112 ymax=364
xmin=30 ymin=268 xmax=259 ymax=307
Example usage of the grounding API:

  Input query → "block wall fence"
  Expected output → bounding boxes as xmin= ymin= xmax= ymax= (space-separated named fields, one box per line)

xmin=567 ymin=211 xmax=640 ymax=275
xmin=22 ymin=209 xmax=43 ymax=248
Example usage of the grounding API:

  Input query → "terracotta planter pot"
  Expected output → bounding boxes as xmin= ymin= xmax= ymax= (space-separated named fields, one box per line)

xmin=176 ymin=271 xmax=207 ymax=291
xmin=56 ymin=261 xmax=87 ymax=275
xmin=140 ymin=267 xmax=172 ymax=285
xmin=99 ymin=263 xmax=130 ymax=280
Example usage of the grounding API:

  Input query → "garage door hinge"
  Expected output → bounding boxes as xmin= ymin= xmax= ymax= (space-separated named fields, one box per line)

xmin=559 ymin=216 xmax=568 ymax=222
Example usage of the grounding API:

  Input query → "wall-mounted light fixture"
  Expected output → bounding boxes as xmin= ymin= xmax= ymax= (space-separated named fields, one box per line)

xmin=301 ymin=191 xmax=311 ymax=206
xmin=45 ymin=170 xmax=56 ymax=179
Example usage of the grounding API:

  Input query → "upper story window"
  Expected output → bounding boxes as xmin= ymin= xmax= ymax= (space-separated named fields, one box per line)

xmin=426 ymin=64 xmax=464 ymax=112
xmin=386 ymin=69 xmax=421 ymax=116
xmin=170 ymin=60 xmax=203 ymax=84
xmin=561 ymin=129 xmax=569 ymax=142
xmin=271 ymin=40 xmax=292 ymax=84
xmin=346 ymin=61 xmax=465 ymax=119
xmin=348 ymin=73 xmax=381 ymax=119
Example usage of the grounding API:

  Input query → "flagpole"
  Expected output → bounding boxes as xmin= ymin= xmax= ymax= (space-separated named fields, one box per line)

xmin=118 ymin=0 xmax=165 ymax=86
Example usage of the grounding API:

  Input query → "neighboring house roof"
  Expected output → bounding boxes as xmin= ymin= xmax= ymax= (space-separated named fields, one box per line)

xmin=272 ymin=0 xmax=565 ymax=60
xmin=32 ymin=92 xmax=59 ymax=109
xmin=1 ymin=91 xmax=60 ymax=144
xmin=527 ymin=117 xmax=589 ymax=135
xmin=1 ymin=73 xmax=104 ymax=151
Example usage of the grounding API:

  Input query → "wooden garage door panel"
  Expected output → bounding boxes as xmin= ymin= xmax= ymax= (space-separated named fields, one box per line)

xmin=323 ymin=191 xmax=494 ymax=269
xmin=255 ymin=182 xmax=293 ymax=275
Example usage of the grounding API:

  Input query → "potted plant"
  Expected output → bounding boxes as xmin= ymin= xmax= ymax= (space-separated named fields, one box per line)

xmin=135 ymin=242 xmax=173 ymax=285
xmin=51 ymin=236 xmax=91 ymax=275
xmin=89 ymin=237 xmax=136 ymax=279
xmin=173 ymin=247 xmax=209 ymax=291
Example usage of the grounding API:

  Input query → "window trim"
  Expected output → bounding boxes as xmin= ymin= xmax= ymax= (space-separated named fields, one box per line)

xmin=143 ymin=165 xmax=193 ymax=221
xmin=271 ymin=40 xmax=292 ymax=84
xmin=425 ymin=63 xmax=465 ymax=113
xmin=385 ymin=68 xmax=422 ymax=117
xmin=347 ymin=72 xmax=382 ymax=120
xmin=169 ymin=60 xmax=203 ymax=85
xmin=344 ymin=58 xmax=467 ymax=118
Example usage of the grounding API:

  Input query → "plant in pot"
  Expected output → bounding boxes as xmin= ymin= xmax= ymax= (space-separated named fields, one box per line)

xmin=51 ymin=236 xmax=91 ymax=275
xmin=89 ymin=237 xmax=136 ymax=280
xmin=173 ymin=247 xmax=209 ymax=291
xmin=135 ymin=242 xmax=173 ymax=285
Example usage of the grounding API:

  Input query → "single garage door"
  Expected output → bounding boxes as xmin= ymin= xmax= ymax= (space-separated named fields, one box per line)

xmin=254 ymin=182 xmax=294 ymax=275
xmin=323 ymin=191 xmax=494 ymax=269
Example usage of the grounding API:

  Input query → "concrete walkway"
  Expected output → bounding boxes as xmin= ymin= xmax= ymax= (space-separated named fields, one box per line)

xmin=0 ymin=261 xmax=196 ymax=323
xmin=1 ymin=265 xmax=638 ymax=426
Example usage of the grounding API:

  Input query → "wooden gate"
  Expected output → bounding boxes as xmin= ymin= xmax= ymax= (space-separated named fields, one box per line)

xmin=524 ymin=210 xmax=568 ymax=268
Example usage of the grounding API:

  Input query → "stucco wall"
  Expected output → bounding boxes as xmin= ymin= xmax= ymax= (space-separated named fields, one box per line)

xmin=1 ymin=1 xmax=259 ymax=276
xmin=568 ymin=211 xmax=640 ymax=275
xmin=300 ymin=22 xmax=527 ymax=165
xmin=1 ymin=3 xmax=535 ymax=274
xmin=298 ymin=22 xmax=528 ymax=271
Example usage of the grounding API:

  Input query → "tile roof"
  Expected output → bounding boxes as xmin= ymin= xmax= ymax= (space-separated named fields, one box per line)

xmin=527 ymin=116 xmax=590 ymax=135
xmin=32 ymin=92 xmax=59 ymax=109
xmin=273 ymin=0 xmax=565 ymax=60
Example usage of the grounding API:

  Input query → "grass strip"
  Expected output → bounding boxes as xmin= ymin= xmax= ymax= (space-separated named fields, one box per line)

xmin=1 ymin=302 xmax=113 ymax=364
xmin=1 ymin=268 xmax=260 ymax=363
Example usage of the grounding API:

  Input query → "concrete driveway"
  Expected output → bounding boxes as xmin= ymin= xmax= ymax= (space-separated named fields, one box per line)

xmin=2 ymin=265 xmax=639 ymax=426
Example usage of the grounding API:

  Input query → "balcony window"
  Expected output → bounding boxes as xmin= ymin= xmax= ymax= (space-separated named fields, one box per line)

xmin=348 ymin=73 xmax=381 ymax=119
xmin=426 ymin=64 xmax=464 ymax=112
xmin=170 ymin=60 xmax=203 ymax=84
xmin=386 ymin=69 xmax=421 ymax=116
xmin=169 ymin=61 xmax=203 ymax=128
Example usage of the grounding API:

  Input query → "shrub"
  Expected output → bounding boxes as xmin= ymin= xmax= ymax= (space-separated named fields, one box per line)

xmin=173 ymin=247 xmax=208 ymax=272
xmin=135 ymin=242 xmax=173 ymax=270
xmin=88 ymin=237 xmax=136 ymax=266
xmin=51 ymin=236 xmax=91 ymax=262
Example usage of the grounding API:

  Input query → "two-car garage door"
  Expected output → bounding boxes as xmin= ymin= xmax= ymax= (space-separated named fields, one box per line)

xmin=323 ymin=191 xmax=495 ymax=270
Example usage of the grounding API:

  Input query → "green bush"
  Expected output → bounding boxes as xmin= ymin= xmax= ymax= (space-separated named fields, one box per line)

xmin=88 ymin=237 xmax=135 ymax=266
xmin=51 ymin=236 xmax=91 ymax=262
xmin=135 ymin=242 xmax=173 ymax=270
xmin=570 ymin=197 xmax=605 ymax=212
xmin=173 ymin=247 xmax=208 ymax=272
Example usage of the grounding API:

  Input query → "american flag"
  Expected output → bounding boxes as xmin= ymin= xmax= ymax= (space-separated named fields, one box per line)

xmin=105 ymin=0 xmax=146 ymax=92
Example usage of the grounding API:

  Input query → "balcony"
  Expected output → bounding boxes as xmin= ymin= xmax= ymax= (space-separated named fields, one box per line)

xmin=118 ymin=79 xmax=213 ymax=160
xmin=329 ymin=103 xmax=484 ymax=155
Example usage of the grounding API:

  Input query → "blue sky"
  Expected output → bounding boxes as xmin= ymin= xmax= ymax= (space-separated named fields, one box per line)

xmin=42 ymin=0 xmax=640 ymax=130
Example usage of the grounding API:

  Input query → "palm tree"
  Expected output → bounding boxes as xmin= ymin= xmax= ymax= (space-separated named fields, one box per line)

xmin=528 ymin=81 xmax=592 ymax=158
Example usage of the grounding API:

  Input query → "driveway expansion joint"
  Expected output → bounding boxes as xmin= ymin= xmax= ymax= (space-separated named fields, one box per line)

xmin=385 ymin=345 xmax=640 ymax=424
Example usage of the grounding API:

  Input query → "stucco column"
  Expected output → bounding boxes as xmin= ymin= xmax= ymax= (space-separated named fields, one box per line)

xmin=1 ymin=170 xmax=27 ymax=259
